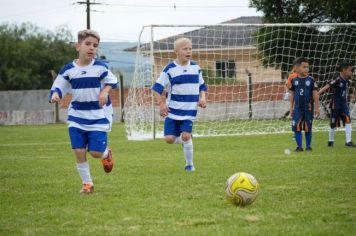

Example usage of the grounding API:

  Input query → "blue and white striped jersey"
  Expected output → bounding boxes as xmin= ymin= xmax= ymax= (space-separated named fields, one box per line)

xmin=50 ymin=59 xmax=118 ymax=132
xmin=152 ymin=60 xmax=207 ymax=120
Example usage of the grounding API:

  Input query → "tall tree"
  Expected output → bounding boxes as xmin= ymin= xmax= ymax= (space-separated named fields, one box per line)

xmin=250 ymin=0 xmax=356 ymax=23
xmin=0 ymin=23 xmax=77 ymax=90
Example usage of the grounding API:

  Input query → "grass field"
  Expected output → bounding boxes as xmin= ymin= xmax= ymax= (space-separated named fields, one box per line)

xmin=0 ymin=123 xmax=355 ymax=235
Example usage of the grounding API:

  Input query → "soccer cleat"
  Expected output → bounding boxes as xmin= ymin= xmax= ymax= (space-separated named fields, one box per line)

xmin=185 ymin=165 xmax=195 ymax=172
xmin=305 ymin=147 xmax=312 ymax=151
xmin=295 ymin=147 xmax=304 ymax=152
xmin=79 ymin=183 xmax=94 ymax=194
xmin=328 ymin=141 xmax=334 ymax=147
xmin=101 ymin=148 xmax=113 ymax=173
xmin=345 ymin=142 xmax=356 ymax=147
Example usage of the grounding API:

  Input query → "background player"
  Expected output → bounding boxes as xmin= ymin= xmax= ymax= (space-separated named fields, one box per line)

xmin=289 ymin=57 xmax=320 ymax=152
xmin=284 ymin=65 xmax=298 ymax=118
xmin=318 ymin=62 xmax=355 ymax=147
xmin=152 ymin=37 xmax=207 ymax=171
xmin=50 ymin=30 xmax=118 ymax=194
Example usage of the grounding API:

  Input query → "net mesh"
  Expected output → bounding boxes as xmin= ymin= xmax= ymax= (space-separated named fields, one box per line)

xmin=124 ymin=23 xmax=356 ymax=140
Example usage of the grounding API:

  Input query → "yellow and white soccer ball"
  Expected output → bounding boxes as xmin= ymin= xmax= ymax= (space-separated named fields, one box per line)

xmin=225 ymin=172 xmax=259 ymax=207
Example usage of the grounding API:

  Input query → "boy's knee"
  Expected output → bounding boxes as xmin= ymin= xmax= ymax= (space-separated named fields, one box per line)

xmin=345 ymin=116 xmax=351 ymax=124
xmin=74 ymin=148 xmax=86 ymax=155
xmin=165 ymin=136 xmax=176 ymax=144
xmin=89 ymin=151 xmax=102 ymax=158
xmin=181 ymin=133 xmax=191 ymax=142
xmin=74 ymin=148 xmax=87 ymax=162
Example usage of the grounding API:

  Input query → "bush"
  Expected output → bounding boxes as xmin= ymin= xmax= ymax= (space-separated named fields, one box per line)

xmin=0 ymin=23 xmax=77 ymax=90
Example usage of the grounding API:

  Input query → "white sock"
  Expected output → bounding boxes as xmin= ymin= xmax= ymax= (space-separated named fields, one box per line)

xmin=183 ymin=138 xmax=193 ymax=166
xmin=329 ymin=128 xmax=335 ymax=142
xmin=345 ymin=123 xmax=352 ymax=143
xmin=174 ymin=136 xmax=183 ymax=144
xmin=76 ymin=161 xmax=93 ymax=185
xmin=101 ymin=149 xmax=109 ymax=159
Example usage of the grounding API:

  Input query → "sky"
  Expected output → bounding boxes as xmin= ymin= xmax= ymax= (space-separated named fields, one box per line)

xmin=0 ymin=0 xmax=262 ymax=42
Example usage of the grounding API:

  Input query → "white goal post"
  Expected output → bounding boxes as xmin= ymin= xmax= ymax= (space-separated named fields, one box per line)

xmin=124 ymin=22 xmax=356 ymax=140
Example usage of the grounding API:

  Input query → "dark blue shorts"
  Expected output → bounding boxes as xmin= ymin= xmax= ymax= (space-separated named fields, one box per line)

xmin=330 ymin=108 xmax=351 ymax=128
xmin=164 ymin=117 xmax=193 ymax=137
xmin=68 ymin=127 xmax=107 ymax=152
xmin=292 ymin=110 xmax=313 ymax=132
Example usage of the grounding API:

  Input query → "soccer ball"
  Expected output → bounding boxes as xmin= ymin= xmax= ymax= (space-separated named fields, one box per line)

xmin=225 ymin=172 xmax=259 ymax=207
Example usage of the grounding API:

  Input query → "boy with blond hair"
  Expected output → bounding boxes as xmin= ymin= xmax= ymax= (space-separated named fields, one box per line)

xmin=50 ymin=30 xmax=118 ymax=194
xmin=152 ymin=37 xmax=207 ymax=171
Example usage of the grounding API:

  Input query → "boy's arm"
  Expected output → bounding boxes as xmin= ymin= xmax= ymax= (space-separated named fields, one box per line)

xmin=313 ymin=90 xmax=320 ymax=117
xmin=198 ymin=91 xmax=207 ymax=108
xmin=50 ymin=73 xmax=71 ymax=103
xmin=288 ymin=93 xmax=294 ymax=118
xmin=99 ymin=69 xmax=119 ymax=107
xmin=99 ymin=85 xmax=113 ymax=107
xmin=289 ymin=91 xmax=295 ymax=116
xmin=288 ymin=79 xmax=296 ymax=117
xmin=152 ymin=71 xmax=170 ymax=117
xmin=198 ymin=68 xmax=207 ymax=108
xmin=51 ymin=91 xmax=61 ymax=103
xmin=152 ymin=90 xmax=169 ymax=117
xmin=318 ymin=84 xmax=330 ymax=95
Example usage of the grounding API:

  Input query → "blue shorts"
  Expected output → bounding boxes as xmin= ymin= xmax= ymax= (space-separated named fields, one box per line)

xmin=330 ymin=108 xmax=351 ymax=128
xmin=68 ymin=127 xmax=107 ymax=152
xmin=164 ymin=117 xmax=193 ymax=137
xmin=292 ymin=109 xmax=313 ymax=132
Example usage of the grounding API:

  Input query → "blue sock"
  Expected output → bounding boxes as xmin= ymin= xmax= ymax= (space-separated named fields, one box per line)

xmin=295 ymin=131 xmax=302 ymax=148
xmin=305 ymin=132 xmax=312 ymax=148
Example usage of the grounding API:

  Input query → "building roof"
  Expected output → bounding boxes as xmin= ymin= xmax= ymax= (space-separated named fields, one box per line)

xmin=125 ymin=16 xmax=262 ymax=52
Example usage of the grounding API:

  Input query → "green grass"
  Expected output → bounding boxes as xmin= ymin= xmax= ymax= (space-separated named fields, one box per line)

xmin=0 ymin=124 xmax=355 ymax=235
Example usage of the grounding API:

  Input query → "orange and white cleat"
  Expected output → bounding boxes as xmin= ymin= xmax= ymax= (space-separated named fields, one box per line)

xmin=79 ymin=183 xmax=94 ymax=194
xmin=101 ymin=148 xmax=113 ymax=173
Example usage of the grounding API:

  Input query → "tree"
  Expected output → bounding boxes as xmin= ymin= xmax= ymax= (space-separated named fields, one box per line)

xmin=250 ymin=0 xmax=356 ymax=23
xmin=0 ymin=23 xmax=77 ymax=90
xmin=249 ymin=0 xmax=356 ymax=83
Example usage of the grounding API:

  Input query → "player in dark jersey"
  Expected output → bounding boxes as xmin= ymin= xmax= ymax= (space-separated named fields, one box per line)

xmin=289 ymin=57 xmax=320 ymax=152
xmin=318 ymin=62 xmax=355 ymax=147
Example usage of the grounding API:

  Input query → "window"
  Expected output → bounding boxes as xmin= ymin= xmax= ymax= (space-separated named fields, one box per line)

xmin=215 ymin=60 xmax=236 ymax=78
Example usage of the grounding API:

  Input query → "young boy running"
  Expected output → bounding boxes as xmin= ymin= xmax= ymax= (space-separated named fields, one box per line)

xmin=289 ymin=57 xmax=320 ymax=152
xmin=152 ymin=38 xmax=207 ymax=171
xmin=50 ymin=30 xmax=118 ymax=194
xmin=318 ymin=62 xmax=355 ymax=147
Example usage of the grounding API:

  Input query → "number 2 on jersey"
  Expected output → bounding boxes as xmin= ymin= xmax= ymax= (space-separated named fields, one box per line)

xmin=300 ymin=88 xmax=304 ymax=96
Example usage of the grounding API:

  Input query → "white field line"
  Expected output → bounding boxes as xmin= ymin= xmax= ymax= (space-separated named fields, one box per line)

xmin=0 ymin=139 xmax=126 ymax=147
xmin=0 ymin=142 xmax=70 ymax=147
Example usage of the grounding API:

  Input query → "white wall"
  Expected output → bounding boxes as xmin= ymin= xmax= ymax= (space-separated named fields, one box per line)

xmin=0 ymin=90 xmax=124 ymax=125
xmin=1 ymin=90 xmax=355 ymax=125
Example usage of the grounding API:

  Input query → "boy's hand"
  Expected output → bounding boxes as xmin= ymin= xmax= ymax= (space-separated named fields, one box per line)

xmin=314 ymin=109 xmax=320 ymax=118
xmin=51 ymin=92 xmax=61 ymax=103
xmin=283 ymin=92 xmax=289 ymax=101
xmin=99 ymin=91 xmax=108 ymax=107
xmin=159 ymin=102 xmax=169 ymax=117
xmin=198 ymin=97 xmax=207 ymax=108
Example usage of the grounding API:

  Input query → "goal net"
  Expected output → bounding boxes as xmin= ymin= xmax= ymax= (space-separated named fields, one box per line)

xmin=124 ymin=22 xmax=356 ymax=140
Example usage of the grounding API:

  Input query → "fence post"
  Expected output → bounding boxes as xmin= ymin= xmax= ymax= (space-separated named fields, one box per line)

xmin=150 ymin=26 xmax=156 ymax=139
xmin=119 ymin=72 xmax=124 ymax=122
xmin=113 ymin=70 xmax=125 ymax=122
xmin=50 ymin=70 xmax=59 ymax=123
xmin=245 ymin=69 xmax=253 ymax=120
